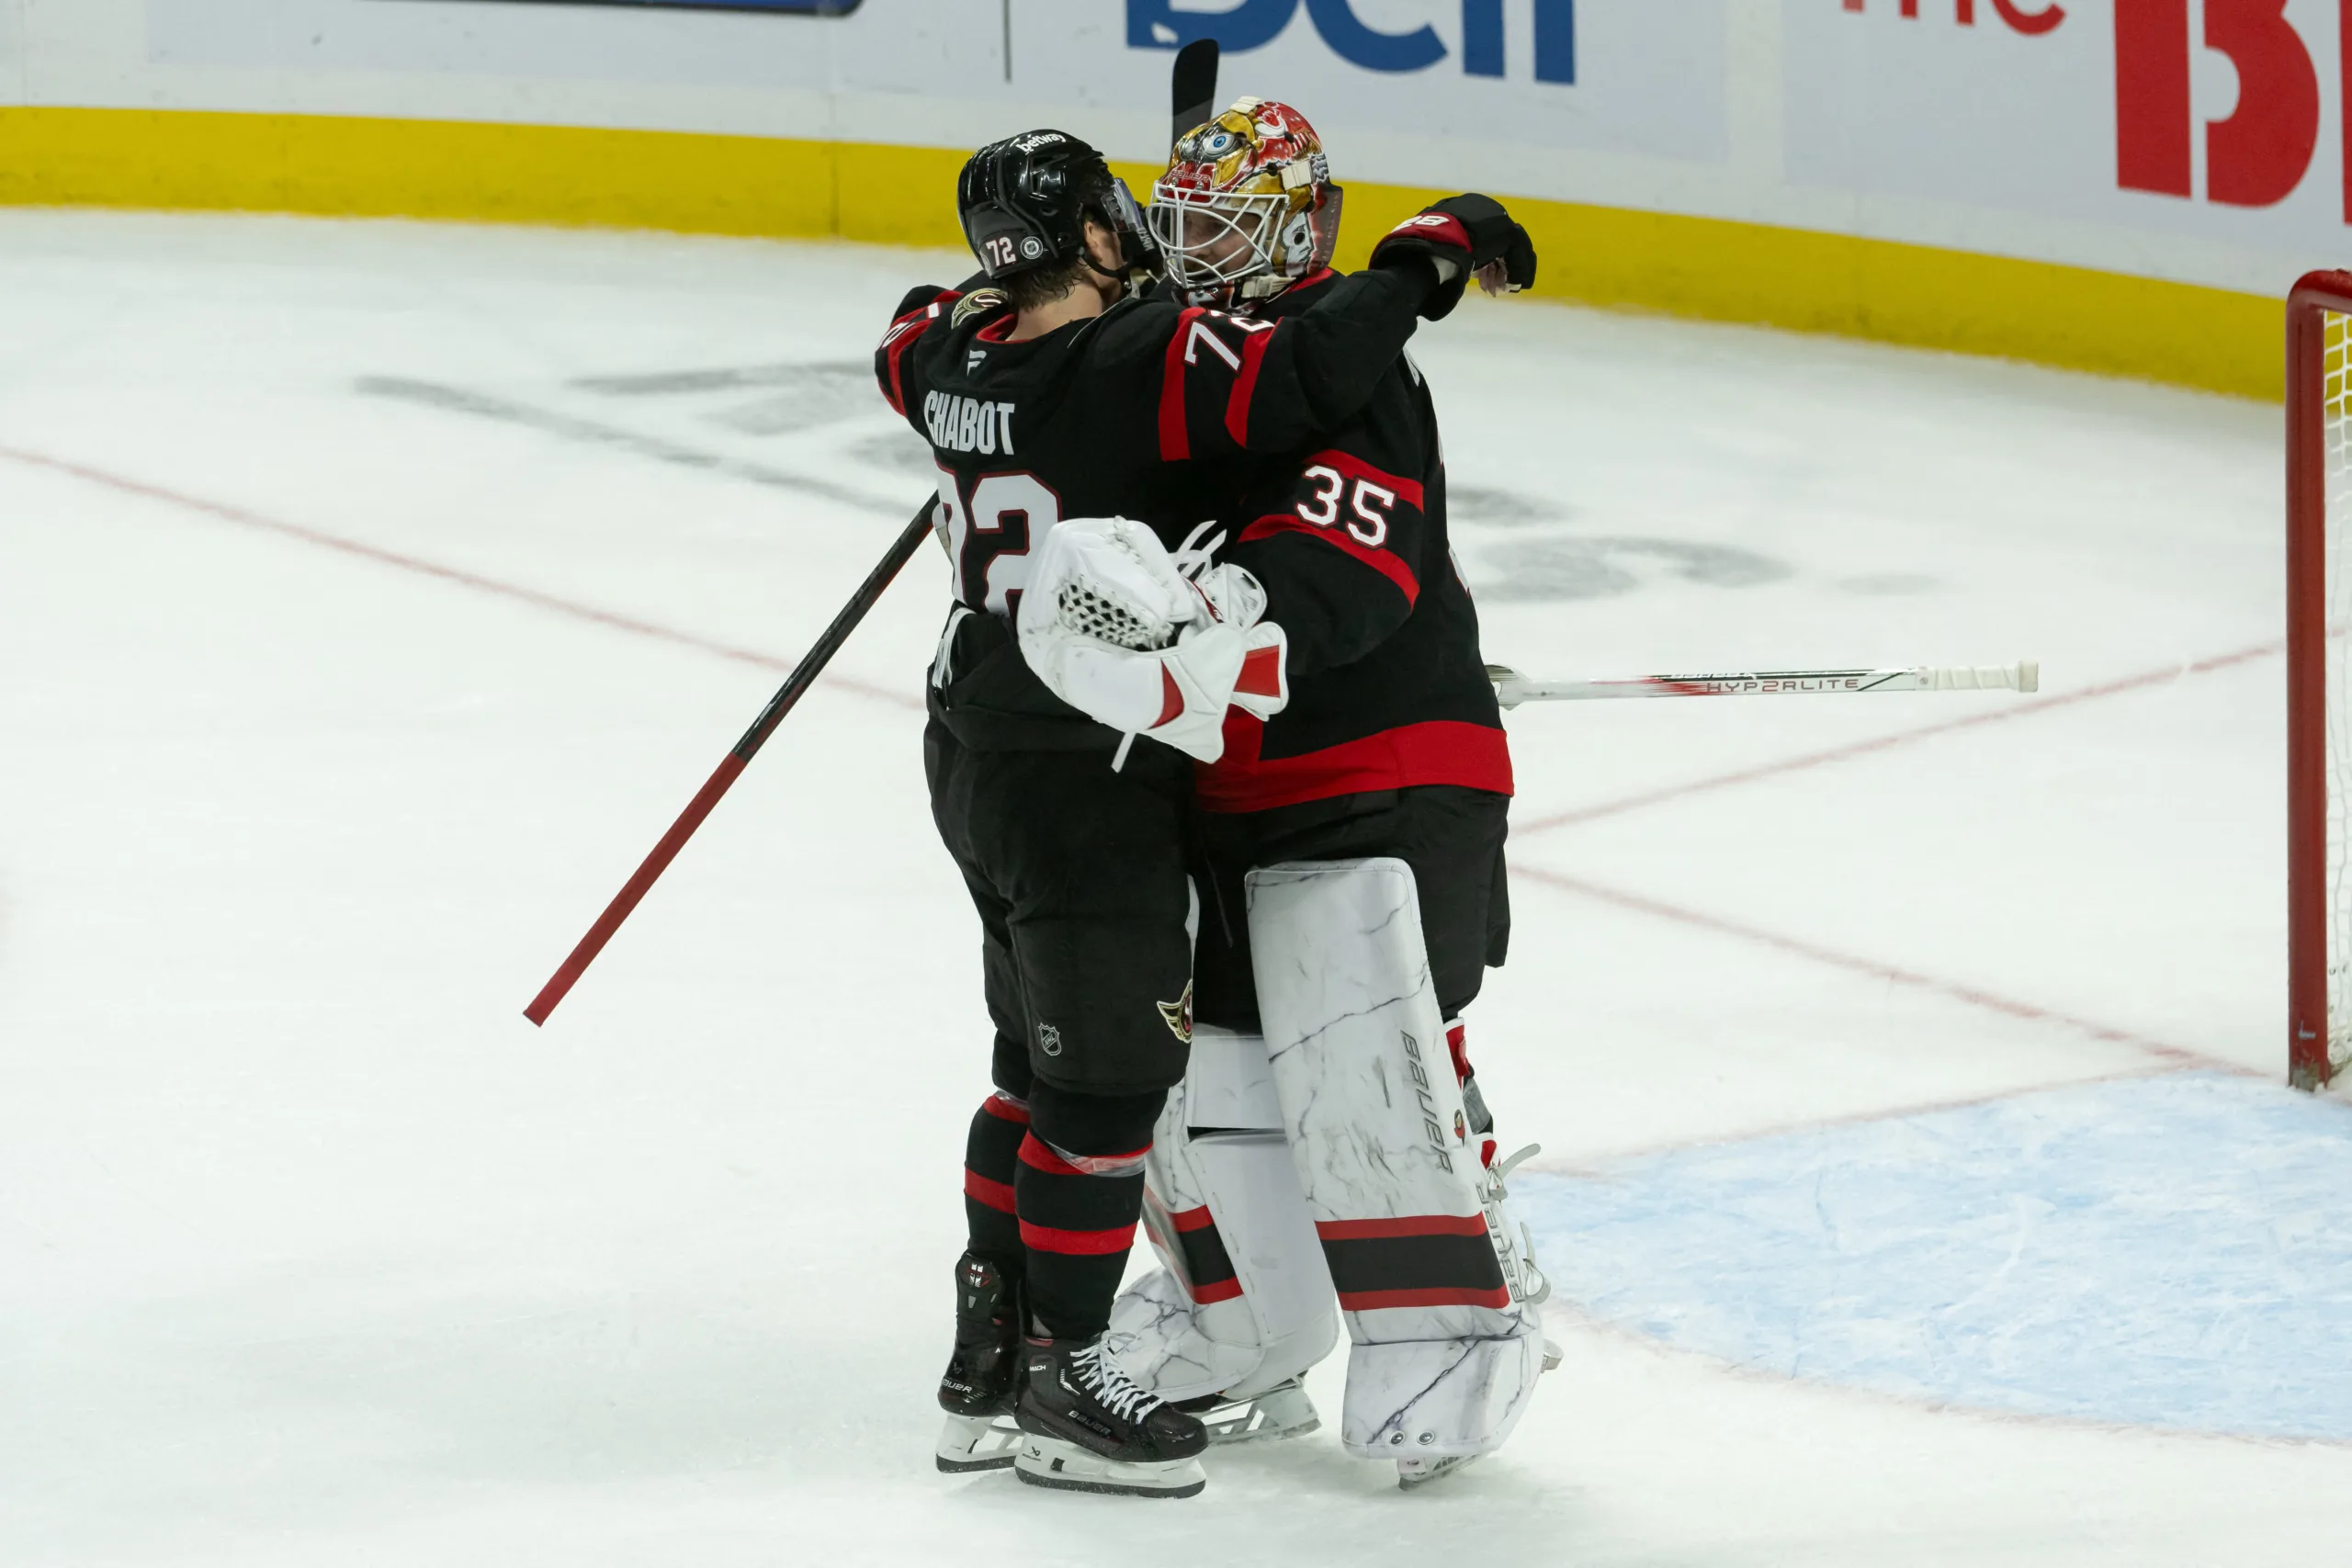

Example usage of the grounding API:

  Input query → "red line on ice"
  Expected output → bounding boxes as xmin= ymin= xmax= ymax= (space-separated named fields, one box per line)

xmin=1513 ymin=863 xmax=2240 ymax=1074
xmin=1528 ymin=1064 xmax=2211 ymax=1177
xmin=0 ymin=445 xmax=924 ymax=711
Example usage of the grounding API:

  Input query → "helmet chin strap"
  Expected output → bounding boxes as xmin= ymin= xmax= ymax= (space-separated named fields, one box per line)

xmin=1077 ymin=247 xmax=1145 ymax=305
xmin=1077 ymin=205 xmax=1158 ymax=297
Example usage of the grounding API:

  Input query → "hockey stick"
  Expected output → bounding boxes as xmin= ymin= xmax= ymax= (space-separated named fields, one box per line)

xmin=525 ymin=501 xmax=937 ymax=1026
xmin=1487 ymin=660 xmax=2041 ymax=708
xmin=1171 ymin=39 xmax=1219 ymax=143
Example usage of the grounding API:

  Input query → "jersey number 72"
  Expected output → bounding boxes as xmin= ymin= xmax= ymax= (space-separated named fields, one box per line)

xmin=934 ymin=465 xmax=1064 ymax=616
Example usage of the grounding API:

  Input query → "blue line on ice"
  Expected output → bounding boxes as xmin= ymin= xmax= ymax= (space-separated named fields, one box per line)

xmin=1513 ymin=1072 xmax=2352 ymax=1439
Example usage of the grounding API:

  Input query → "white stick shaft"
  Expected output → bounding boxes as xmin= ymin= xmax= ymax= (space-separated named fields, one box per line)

xmin=1488 ymin=661 xmax=2040 ymax=708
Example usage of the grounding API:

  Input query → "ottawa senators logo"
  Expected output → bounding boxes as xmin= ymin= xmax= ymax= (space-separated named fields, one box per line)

xmin=952 ymin=288 xmax=1010 ymax=327
xmin=1158 ymin=980 xmax=1194 ymax=1045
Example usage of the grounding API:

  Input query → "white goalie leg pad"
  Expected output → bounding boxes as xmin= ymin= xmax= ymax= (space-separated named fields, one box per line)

xmin=1246 ymin=858 xmax=1548 ymax=1461
xmin=1107 ymin=1026 xmax=1339 ymax=1404
xmin=1343 ymin=1330 xmax=1547 ymax=1462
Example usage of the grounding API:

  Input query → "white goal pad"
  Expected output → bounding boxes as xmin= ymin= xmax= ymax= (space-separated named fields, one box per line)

xmin=1108 ymin=1027 xmax=1339 ymax=1404
xmin=1246 ymin=858 xmax=1546 ymax=1460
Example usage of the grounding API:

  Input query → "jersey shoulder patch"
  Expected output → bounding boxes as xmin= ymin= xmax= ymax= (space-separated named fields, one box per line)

xmin=953 ymin=288 xmax=1011 ymax=328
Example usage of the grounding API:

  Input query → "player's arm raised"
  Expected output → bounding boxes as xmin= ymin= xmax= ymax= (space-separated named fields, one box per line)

xmin=1128 ymin=195 xmax=1537 ymax=462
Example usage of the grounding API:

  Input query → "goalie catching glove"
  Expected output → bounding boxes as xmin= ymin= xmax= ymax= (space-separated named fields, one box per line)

xmin=1017 ymin=517 xmax=1289 ymax=763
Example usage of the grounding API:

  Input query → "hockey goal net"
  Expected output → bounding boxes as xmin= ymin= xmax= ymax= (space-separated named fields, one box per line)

xmin=2288 ymin=272 xmax=2352 ymax=1089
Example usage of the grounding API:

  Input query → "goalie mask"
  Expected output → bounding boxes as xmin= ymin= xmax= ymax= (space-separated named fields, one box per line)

xmin=1148 ymin=99 xmax=1340 ymax=305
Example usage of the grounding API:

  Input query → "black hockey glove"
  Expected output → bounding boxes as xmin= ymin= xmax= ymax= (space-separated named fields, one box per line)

xmin=1369 ymin=195 xmax=1539 ymax=321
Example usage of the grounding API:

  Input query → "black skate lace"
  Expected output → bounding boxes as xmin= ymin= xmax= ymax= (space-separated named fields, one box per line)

xmin=1071 ymin=1339 xmax=1160 ymax=1425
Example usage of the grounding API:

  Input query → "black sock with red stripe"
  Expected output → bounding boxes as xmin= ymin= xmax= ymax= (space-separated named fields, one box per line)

xmin=963 ymin=1090 xmax=1029 ymax=1279
xmin=1017 ymin=1083 xmax=1167 ymax=1340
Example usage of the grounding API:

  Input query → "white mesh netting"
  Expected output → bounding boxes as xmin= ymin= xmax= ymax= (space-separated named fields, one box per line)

xmin=1056 ymin=581 xmax=1172 ymax=651
xmin=2327 ymin=309 xmax=2352 ymax=1074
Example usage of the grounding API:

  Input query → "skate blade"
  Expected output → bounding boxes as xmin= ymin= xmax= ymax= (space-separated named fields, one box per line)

xmin=934 ymin=1412 xmax=1022 ymax=1473
xmin=1013 ymin=1437 xmax=1206 ymax=1499
xmin=1198 ymin=1380 xmax=1321 ymax=1445
xmin=1396 ymin=1452 xmax=1484 ymax=1491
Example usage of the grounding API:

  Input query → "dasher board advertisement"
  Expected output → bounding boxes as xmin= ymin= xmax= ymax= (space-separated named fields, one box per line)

xmin=1788 ymin=1 xmax=2352 ymax=257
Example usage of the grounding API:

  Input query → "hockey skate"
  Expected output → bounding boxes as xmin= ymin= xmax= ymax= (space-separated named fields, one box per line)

xmin=934 ymin=1252 xmax=1025 ymax=1473
xmin=1171 ymin=1376 xmax=1321 ymax=1444
xmin=1013 ymin=1334 xmax=1209 ymax=1498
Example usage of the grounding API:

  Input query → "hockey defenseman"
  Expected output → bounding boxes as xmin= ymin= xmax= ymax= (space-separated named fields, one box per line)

xmin=874 ymin=129 xmax=1540 ymax=1497
xmin=1014 ymin=101 xmax=1552 ymax=1489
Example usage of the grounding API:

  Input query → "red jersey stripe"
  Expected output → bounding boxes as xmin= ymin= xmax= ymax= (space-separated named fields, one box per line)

xmin=879 ymin=291 xmax=954 ymax=417
xmin=1337 ymin=1285 xmax=1513 ymax=1313
xmin=1299 ymin=447 xmax=1425 ymax=511
xmin=1198 ymin=718 xmax=1513 ymax=813
xmin=1190 ymin=1277 xmax=1246 ymax=1304
xmin=1236 ymin=513 xmax=1419 ymax=606
xmin=1169 ymin=1204 xmax=1218 ymax=1235
xmin=1316 ymin=1213 xmax=1488 ymax=1242
xmin=1224 ymin=321 xmax=1278 ymax=447
xmin=979 ymin=1093 xmax=1031 ymax=1126
xmin=1020 ymin=1219 xmax=1140 ymax=1257
xmin=963 ymin=1169 xmax=1016 ymax=1214
xmin=1159 ymin=306 xmax=1204 ymax=462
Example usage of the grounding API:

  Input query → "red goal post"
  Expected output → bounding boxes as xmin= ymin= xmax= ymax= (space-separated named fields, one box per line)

xmin=2287 ymin=271 xmax=2352 ymax=1089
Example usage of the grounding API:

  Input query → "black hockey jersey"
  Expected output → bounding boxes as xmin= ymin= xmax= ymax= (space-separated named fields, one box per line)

xmin=874 ymin=264 xmax=1436 ymax=750
xmin=1199 ymin=269 xmax=1510 ymax=812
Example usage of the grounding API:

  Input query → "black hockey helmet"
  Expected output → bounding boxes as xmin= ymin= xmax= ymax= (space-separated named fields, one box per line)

xmin=957 ymin=130 xmax=1158 ymax=283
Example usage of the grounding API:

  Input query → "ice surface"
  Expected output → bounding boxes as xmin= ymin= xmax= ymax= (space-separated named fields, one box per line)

xmin=1 ymin=210 xmax=2346 ymax=1565
xmin=1519 ymin=1072 xmax=2352 ymax=1440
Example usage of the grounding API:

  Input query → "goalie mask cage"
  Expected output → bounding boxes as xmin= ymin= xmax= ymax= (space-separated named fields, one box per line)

xmin=2287 ymin=271 xmax=2352 ymax=1090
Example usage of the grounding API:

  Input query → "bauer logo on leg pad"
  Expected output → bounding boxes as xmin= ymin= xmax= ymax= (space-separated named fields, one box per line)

xmin=1401 ymin=1033 xmax=1454 ymax=1176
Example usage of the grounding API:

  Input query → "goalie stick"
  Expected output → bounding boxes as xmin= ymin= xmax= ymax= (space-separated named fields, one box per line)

xmin=524 ymin=501 xmax=936 ymax=1026
xmin=1171 ymin=39 xmax=1220 ymax=143
xmin=1487 ymin=661 xmax=2041 ymax=708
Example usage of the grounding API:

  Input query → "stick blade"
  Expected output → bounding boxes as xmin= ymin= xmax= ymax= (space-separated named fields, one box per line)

xmin=1171 ymin=39 xmax=1219 ymax=144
